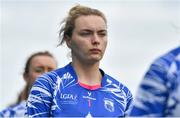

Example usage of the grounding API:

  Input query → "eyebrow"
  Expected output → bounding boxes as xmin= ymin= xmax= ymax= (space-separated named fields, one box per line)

xmin=80 ymin=29 xmax=107 ymax=32
xmin=34 ymin=66 xmax=54 ymax=69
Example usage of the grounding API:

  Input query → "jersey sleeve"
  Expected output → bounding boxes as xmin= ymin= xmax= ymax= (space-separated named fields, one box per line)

xmin=128 ymin=57 xmax=169 ymax=116
xmin=26 ymin=74 xmax=53 ymax=117
xmin=125 ymin=90 xmax=133 ymax=116
xmin=0 ymin=108 xmax=13 ymax=117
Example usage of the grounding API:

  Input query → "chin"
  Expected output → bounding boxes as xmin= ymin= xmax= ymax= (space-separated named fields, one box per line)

xmin=89 ymin=57 xmax=102 ymax=63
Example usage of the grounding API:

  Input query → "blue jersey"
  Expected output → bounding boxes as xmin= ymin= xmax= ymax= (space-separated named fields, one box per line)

xmin=129 ymin=46 xmax=180 ymax=117
xmin=0 ymin=101 xmax=26 ymax=117
xmin=26 ymin=63 xmax=133 ymax=117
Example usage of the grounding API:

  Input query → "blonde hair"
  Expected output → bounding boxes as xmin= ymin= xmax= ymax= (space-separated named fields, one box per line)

xmin=58 ymin=4 xmax=107 ymax=46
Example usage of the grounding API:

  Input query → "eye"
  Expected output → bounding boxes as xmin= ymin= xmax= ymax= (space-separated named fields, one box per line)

xmin=79 ymin=32 xmax=91 ymax=36
xmin=98 ymin=31 xmax=107 ymax=37
xmin=34 ymin=67 xmax=44 ymax=73
xmin=48 ymin=68 xmax=54 ymax=72
xmin=33 ymin=66 xmax=55 ymax=73
xmin=99 ymin=32 xmax=106 ymax=36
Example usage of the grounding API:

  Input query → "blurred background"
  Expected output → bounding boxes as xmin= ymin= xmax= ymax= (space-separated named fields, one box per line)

xmin=0 ymin=0 xmax=179 ymax=110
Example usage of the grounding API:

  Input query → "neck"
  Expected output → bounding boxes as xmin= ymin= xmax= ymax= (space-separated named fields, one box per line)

xmin=72 ymin=60 xmax=102 ymax=86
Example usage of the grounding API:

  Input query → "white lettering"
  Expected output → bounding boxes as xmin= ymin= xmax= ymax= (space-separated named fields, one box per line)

xmin=60 ymin=93 xmax=77 ymax=100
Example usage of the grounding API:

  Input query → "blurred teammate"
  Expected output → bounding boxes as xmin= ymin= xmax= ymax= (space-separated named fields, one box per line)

xmin=129 ymin=46 xmax=180 ymax=117
xmin=0 ymin=51 xmax=57 ymax=117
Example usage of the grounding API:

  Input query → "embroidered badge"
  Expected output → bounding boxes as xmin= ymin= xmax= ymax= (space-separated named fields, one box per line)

xmin=104 ymin=98 xmax=114 ymax=112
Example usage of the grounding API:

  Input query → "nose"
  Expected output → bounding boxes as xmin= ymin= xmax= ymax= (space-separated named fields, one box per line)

xmin=91 ymin=33 xmax=100 ymax=45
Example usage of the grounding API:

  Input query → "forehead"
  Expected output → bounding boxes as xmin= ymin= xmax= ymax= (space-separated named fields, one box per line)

xmin=74 ymin=15 xmax=107 ymax=31
xmin=30 ymin=55 xmax=56 ymax=67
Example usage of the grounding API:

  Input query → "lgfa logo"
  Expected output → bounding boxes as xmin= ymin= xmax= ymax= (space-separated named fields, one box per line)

xmin=60 ymin=93 xmax=77 ymax=100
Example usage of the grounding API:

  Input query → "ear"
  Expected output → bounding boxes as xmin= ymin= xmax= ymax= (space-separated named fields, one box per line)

xmin=65 ymin=35 xmax=72 ymax=48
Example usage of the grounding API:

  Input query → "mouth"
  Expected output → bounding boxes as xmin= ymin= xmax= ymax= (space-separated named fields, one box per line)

xmin=89 ymin=48 xmax=101 ymax=54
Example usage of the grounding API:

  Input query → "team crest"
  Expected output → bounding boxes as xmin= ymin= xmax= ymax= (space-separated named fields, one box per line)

xmin=104 ymin=98 xmax=114 ymax=112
